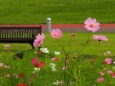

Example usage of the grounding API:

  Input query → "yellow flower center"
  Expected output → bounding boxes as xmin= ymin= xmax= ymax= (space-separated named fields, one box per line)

xmin=55 ymin=34 xmax=58 ymax=37
xmin=90 ymin=24 xmax=94 ymax=27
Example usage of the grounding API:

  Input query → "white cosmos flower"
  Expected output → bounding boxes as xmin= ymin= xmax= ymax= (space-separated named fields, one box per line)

xmin=4 ymin=44 xmax=10 ymax=49
xmin=33 ymin=68 xmax=40 ymax=74
xmin=0 ymin=63 xmax=4 ymax=67
xmin=40 ymin=48 xmax=49 ymax=54
xmin=113 ymin=61 xmax=115 ymax=64
xmin=49 ymin=63 xmax=56 ymax=67
xmin=52 ymin=80 xmax=61 ymax=85
xmin=34 ymin=68 xmax=40 ymax=71
xmin=49 ymin=63 xmax=57 ymax=72
xmin=54 ymin=51 xmax=60 ymax=55
xmin=51 ymin=67 xmax=56 ymax=71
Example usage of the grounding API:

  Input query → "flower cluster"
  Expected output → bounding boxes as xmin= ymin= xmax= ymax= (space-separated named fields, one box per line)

xmin=33 ymin=33 xmax=45 ymax=47
xmin=97 ymin=57 xmax=115 ymax=83
xmin=0 ymin=63 xmax=10 ymax=68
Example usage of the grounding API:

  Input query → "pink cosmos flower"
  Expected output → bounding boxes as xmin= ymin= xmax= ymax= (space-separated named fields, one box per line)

xmin=84 ymin=17 xmax=100 ymax=32
xmin=6 ymin=74 xmax=10 ymax=78
xmin=104 ymin=58 xmax=112 ymax=64
xmin=62 ymin=66 xmax=67 ymax=70
xmin=107 ymin=70 xmax=113 ymax=74
xmin=107 ymin=51 xmax=111 ymax=54
xmin=99 ymin=72 xmax=104 ymax=76
xmin=33 ymin=33 xmax=45 ymax=47
xmin=93 ymin=35 xmax=108 ymax=41
xmin=66 ymin=60 xmax=69 ymax=64
xmin=90 ymin=58 xmax=95 ymax=62
xmin=97 ymin=77 xmax=104 ymax=82
xmin=13 ymin=74 xmax=18 ymax=78
xmin=51 ymin=29 xmax=62 ymax=38
xmin=4 ymin=65 xmax=10 ymax=68
xmin=51 ymin=57 xmax=59 ymax=61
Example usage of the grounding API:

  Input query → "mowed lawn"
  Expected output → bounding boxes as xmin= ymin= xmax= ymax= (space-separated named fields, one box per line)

xmin=0 ymin=0 xmax=115 ymax=24
xmin=0 ymin=32 xmax=115 ymax=56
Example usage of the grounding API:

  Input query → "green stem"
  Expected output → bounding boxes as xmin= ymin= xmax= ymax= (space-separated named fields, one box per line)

xmin=55 ymin=35 xmax=73 ymax=82
xmin=55 ymin=39 xmax=67 ymax=56
xmin=55 ymin=39 xmax=70 ymax=81
xmin=67 ymin=36 xmax=72 ymax=55
xmin=55 ymin=39 xmax=66 ymax=80
xmin=96 ymin=41 xmax=101 ymax=55
xmin=77 ymin=32 xmax=91 ymax=56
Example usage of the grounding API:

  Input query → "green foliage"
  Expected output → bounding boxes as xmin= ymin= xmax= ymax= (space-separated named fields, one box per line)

xmin=0 ymin=32 xmax=115 ymax=86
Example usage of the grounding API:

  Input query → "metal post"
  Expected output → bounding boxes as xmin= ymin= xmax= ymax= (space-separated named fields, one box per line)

xmin=46 ymin=18 xmax=51 ymax=32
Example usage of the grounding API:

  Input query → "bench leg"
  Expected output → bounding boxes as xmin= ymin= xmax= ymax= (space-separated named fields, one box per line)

xmin=32 ymin=45 xmax=35 ymax=49
xmin=30 ymin=43 xmax=35 ymax=49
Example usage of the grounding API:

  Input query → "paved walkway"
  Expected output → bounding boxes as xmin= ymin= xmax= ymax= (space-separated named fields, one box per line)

xmin=0 ymin=24 xmax=114 ymax=32
xmin=42 ymin=24 xmax=115 ymax=32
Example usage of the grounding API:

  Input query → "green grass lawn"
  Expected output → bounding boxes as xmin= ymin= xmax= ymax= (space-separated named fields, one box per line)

xmin=0 ymin=0 xmax=115 ymax=24
xmin=0 ymin=32 xmax=115 ymax=55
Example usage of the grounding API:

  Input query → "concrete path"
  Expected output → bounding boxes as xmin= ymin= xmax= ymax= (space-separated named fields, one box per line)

xmin=42 ymin=24 xmax=115 ymax=32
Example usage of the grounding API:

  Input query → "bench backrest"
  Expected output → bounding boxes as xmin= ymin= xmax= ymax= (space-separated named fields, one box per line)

xmin=0 ymin=25 xmax=42 ymax=39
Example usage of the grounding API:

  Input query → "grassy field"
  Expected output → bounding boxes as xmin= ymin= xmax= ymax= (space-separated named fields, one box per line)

xmin=0 ymin=32 xmax=115 ymax=55
xmin=0 ymin=0 xmax=115 ymax=24
xmin=0 ymin=0 xmax=115 ymax=85
xmin=0 ymin=32 xmax=115 ymax=86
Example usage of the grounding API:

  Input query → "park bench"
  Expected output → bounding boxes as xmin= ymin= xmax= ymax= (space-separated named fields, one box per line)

xmin=0 ymin=25 xmax=42 ymax=49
